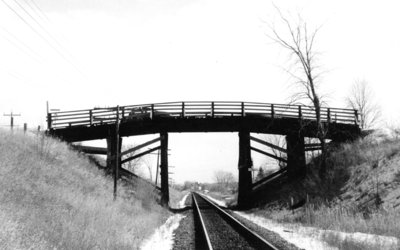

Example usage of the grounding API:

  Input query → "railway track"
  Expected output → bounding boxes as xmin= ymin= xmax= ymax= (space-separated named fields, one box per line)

xmin=192 ymin=192 xmax=279 ymax=250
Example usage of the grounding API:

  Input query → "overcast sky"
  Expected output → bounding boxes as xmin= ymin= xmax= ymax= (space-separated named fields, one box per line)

xmin=1 ymin=0 xmax=399 ymax=183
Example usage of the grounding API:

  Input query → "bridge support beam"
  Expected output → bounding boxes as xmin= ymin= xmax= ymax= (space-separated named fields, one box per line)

xmin=286 ymin=133 xmax=306 ymax=180
xmin=160 ymin=132 xmax=169 ymax=206
xmin=237 ymin=131 xmax=253 ymax=209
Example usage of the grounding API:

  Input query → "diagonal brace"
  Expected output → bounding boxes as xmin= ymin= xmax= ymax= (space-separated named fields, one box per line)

xmin=121 ymin=146 xmax=161 ymax=164
xmin=252 ymin=167 xmax=288 ymax=188
xmin=72 ymin=145 xmax=108 ymax=155
xmin=250 ymin=136 xmax=287 ymax=153
xmin=251 ymin=146 xmax=287 ymax=163
xmin=121 ymin=137 xmax=161 ymax=156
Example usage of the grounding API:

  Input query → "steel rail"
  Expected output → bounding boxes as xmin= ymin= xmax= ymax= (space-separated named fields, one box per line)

xmin=193 ymin=192 xmax=280 ymax=250
xmin=192 ymin=194 xmax=213 ymax=250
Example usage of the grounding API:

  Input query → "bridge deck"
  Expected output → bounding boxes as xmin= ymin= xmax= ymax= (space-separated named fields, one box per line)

xmin=47 ymin=101 xmax=361 ymax=142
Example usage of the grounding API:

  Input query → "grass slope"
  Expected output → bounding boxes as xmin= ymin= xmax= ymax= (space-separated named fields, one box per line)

xmin=0 ymin=130 xmax=168 ymax=249
xmin=253 ymin=134 xmax=400 ymax=240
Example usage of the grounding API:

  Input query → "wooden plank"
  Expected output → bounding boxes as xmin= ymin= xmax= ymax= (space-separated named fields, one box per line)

xmin=53 ymin=119 xmax=91 ymax=126
xmin=50 ymin=108 xmax=92 ymax=115
xmin=305 ymin=147 xmax=322 ymax=151
xmin=252 ymin=167 xmax=288 ymax=188
xmin=72 ymin=145 xmax=108 ymax=155
xmin=121 ymin=137 xmax=161 ymax=156
xmin=51 ymin=115 xmax=90 ymax=122
xmin=121 ymin=146 xmax=161 ymax=164
xmin=48 ymin=101 xmax=359 ymax=131
xmin=250 ymin=146 xmax=287 ymax=162
xmin=250 ymin=136 xmax=287 ymax=153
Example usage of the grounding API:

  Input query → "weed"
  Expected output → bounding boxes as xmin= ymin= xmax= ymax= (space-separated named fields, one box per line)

xmin=394 ymin=171 xmax=400 ymax=183
xmin=257 ymin=134 xmax=400 ymax=240
xmin=0 ymin=129 xmax=169 ymax=249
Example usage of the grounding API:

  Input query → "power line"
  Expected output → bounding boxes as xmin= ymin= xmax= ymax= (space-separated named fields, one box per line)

xmin=0 ymin=0 xmax=64 ymax=58
xmin=26 ymin=0 xmax=81 ymax=68
xmin=29 ymin=0 xmax=50 ymax=22
xmin=15 ymin=0 xmax=84 ymax=75
xmin=12 ymin=0 xmax=72 ymax=59
xmin=23 ymin=0 xmax=48 ymax=23
xmin=0 ymin=26 xmax=43 ymax=62
xmin=23 ymin=0 xmax=83 ymax=73
xmin=0 ymin=0 xmax=85 ymax=76
xmin=2 ymin=68 xmax=28 ymax=82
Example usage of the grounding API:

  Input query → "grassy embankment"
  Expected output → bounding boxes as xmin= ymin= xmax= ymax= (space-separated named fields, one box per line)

xmin=254 ymin=135 xmax=400 ymax=240
xmin=0 ymin=130 xmax=169 ymax=249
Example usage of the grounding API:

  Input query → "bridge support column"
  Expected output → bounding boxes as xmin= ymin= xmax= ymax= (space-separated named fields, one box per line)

xmin=160 ymin=132 xmax=169 ymax=206
xmin=237 ymin=131 xmax=253 ymax=209
xmin=106 ymin=132 xmax=122 ymax=174
xmin=286 ymin=133 xmax=306 ymax=180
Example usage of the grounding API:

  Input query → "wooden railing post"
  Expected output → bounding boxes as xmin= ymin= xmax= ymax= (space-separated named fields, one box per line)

xmin=354 ymin=110 xmax=359 ymax=126
xmin=121 ymin=107 xmax=125 ymax=119
xmin=114 ymin=106 xmax=120 ymax=201
xmin=298 ymin=106 xmax=302 ymax=119
xmin=271 ymin=104 xmax=275 ymax=118
xmin=327 ymin=108 xmax=331 ymax=123
xmin=47 ymin=113 xmax=52 ymax=129
xmin=89 ymin=110 xmax=93 ymax=126
xmin=211 ymin=102 xmax=214 ymax=118
xmin=241 ymin=102 xmax=245 ymax=117
xmin=151 ymin=104 xmax=155 ymax=119
xmin=181 ymin=102 xmax=185 ymax=117
xmin=24 ymin=123 xmax=27 ymax=134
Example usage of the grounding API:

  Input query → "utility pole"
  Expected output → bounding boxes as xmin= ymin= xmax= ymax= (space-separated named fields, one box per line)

xmin=155 ymin=149 xmax=160 ymax=186
xmin=114 ymin=106 xmax=120 ymax=201
xmin=3 ymin=112 xmax=21 ymax=130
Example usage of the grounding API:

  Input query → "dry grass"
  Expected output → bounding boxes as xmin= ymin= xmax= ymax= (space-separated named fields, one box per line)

xmin=0 ymin=130 xmax=169 ymax=249
xmin=254 ymin=204 xmax=399 ymax=249
xmin=168 ymin=187 xmax=190 ymax=209
xmin=261 ymin=204 xmax=400 ymax=238
xmin=255 ymin=135 xmax=400 ymax=244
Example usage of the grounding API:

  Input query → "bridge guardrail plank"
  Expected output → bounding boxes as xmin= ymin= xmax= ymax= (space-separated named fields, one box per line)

xmin=47 ymin=101 xmax=359 ymax=129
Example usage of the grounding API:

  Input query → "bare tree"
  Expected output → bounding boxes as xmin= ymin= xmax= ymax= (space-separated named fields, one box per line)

xmin=346 ymin=79 xmax=381 ymax=130
xmin=386 ymin=121 xmax=400 ymax=140
xmin=213 ymin=170 xmax=235 ymax=187
xmin=268 ymin=8 xmax=328 ymax=178
xmin=121 ymin=144 xmax=143 ymax=174
xmin=267 ymin=135 xmax=287 ymax=169
xmin=255 ymin=166 xmax=265 ymax=181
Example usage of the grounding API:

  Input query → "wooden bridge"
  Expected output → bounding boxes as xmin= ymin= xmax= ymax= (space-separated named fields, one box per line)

xmin=47 ymin=101 xmax=361 ymax=207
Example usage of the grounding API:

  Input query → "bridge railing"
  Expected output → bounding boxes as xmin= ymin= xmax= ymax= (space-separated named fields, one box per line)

xmin=47 ymin=101 xmax=359 ymax=129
